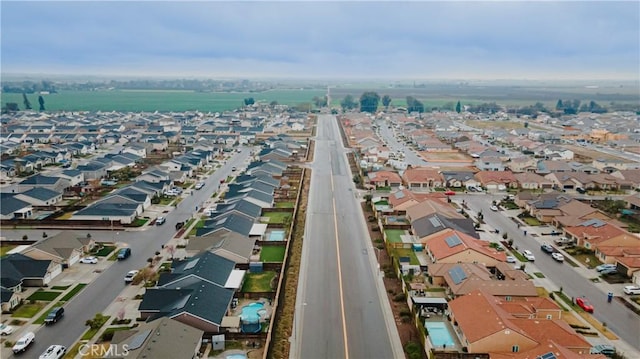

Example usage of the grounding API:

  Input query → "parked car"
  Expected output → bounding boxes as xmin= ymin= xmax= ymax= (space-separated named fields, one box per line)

xmin=541 ymin=243 xmax=555 ymax=254
xmin=595 ymin=264 xmax=616 ymax=272
xmin=231 ymin=166 xmax=237 ymax=171
xmin=522 ymin=250 xmax=535 ymax=261
xmin=175 ymin=221 xmax=185 ymax=230
xmin=195 ymin=182 xmax=205 ymax=190
xmin=490 ymin=205 xmax=499 ymax=211
xmin=590 ymin=344 xmax=615 ymax=357
xmin=575 ymin=297 xmax=594 ymax=313
xmin=506 ymin=256 xmax=516 ymax=263
xmin=155 ymin=217 xmax=166 ymax=225
xmin=600 ymin=267 xmax=618 ymax=275
xmin=124 ymin=270 xmax=139 ymax=283
xmin=551 ymin=252 xmax=565 ymax=262
xmin=117 ymin=247 xmax=131 ymax=260
xmin=12 ymin=332 xmax=35 ymax=353
xmin=39 ymin=345 xmax=66 ymax=359
xmin=444 ymin=190 xmax=456 ymax=196
xmin=79 ymin=256 xmax=98 ymax=264
xmin=0 ymin=323 xmax=14 ymax=335
xmin=554 ymin=237 xmax=573 ymax=246
xmin=44 ymin=307 xmax=64 ymax=325
xmin=623 ymin=286 xmax=640 ymax=295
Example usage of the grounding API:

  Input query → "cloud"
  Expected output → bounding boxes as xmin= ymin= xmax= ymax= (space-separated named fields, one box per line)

xmin=1 ymin=1 xmax=638 ymax=79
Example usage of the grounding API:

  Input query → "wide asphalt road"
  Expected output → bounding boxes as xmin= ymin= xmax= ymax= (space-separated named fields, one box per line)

xmin=8 ymin=148 xmax=252 ymax=358
xmin=462 ymin=193 xmax=640 ymax=351
xmin=293 ymin=115 xmax=400 ymax=359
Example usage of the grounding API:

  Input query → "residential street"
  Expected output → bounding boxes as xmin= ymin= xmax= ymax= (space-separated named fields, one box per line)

xmin=460 ymin=193 xmax=640 ymax=353
xmin=2 ymin=149 xmax=251 ymax=358
xmin=292 ymin=115 xmax=402 ymax=359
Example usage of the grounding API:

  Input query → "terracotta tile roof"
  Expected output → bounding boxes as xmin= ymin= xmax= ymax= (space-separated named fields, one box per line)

xmin=489 ymin=341 xmax=605 ymax=359
xmin=405 ymin=199 xmax=461 ymax=221
xmin=615 ymin=255 xmax=640 ymax=269
xmin=510 ymin=318 xmax=591 ymax=349
xmin=475 ymin=170 xmax=517 ymax=184
xmin=367 ymin=170 xmax=403 ymax=183
xmin=564 ymin=220 xmax=628 ymax=242
xmin=513 ymin=172 xmax=551 ymax=184
xmin=425 ymin=229 xmax=507 ymax=262
xmin=431 ymin=262 xmax=537 ymax=297
xmin=402 ymin=166 xmax=443 ymax=184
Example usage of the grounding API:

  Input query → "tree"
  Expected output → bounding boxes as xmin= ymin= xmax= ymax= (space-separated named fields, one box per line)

xmin=455 ymin=100 xmax=461 ymax=113
xmin=22 ymin=93 xmax=32 ymax=110
xmin=555 ymin=99 xmax=563 ymax=111
xmin=359 ymin=91 xmax=380 ymax=113
xmin=381 ymin=95 xmax=392 ymax=109
xmin=243 ymin=97 xmax=255 ymax=106
xmin=340 ymin=95 xmax=358 ymax=111
xmin=38 ymin=96 xmax=45 ymax=111
xmin=293 ymin=102 xmax=312 ymax=112
xmin=3 ymin=102 xmax=19 ymax=112
xmin=269 ymin=100 xmax=278 ymax=107
xmin=312 ymin=95 xmax=328 ymax=108
xmin=406 ymin=96 xmax=424 ymax=113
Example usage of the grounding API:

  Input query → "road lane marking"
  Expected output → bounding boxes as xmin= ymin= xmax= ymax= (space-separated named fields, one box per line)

xmin=331 ymin=173 xmax=350 ymax=359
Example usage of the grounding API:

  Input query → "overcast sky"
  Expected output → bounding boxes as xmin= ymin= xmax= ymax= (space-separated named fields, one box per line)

xmin=1 ymin=1 xmax=638 ymax=80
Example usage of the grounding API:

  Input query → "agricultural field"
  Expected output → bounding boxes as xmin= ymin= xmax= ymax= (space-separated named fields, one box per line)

xmin=2 ymin=89 xmax=326 ymax=113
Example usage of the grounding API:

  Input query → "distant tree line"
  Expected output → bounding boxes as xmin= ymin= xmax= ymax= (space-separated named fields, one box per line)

xmin=2 ymin=80 xmax=57 ymax=94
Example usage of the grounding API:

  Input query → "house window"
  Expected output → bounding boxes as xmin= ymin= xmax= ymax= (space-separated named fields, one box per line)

xmin=505 ymin=296 xmax=512 ymax=301
xmin=546 ymin=315 xmax=552 ymax=319
xmin=512 ymin=345 xmax=519 ymax=352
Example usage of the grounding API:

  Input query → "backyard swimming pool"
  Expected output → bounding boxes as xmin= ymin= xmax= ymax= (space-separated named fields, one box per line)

xmin=267 ymin=230 xmax=286 ymax=241
xmin=240 ymin=302 xmax=266 ymax=333
xmin=425 ymin=321 xmax=456 ymax=348
xmin=226 ymin=354 xmax=247 ymax=359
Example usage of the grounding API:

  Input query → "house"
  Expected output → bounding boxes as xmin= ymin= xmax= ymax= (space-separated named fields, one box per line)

xmin=423 ymin=229 xmax=507 ymax=266
xmin=58 ymin=169 xmax=85 ymax=187
xmin=0 ymin=253 xmax=61 ymax=288
xmin=474 ymin=156 xmax=506 ymax=171
xmin=402 ymin=167 xmax=443 ymax=190
xmin=21 ymin=230 xmax=95 ymax=267
xmin=17 ymin=174 xmax=70 ymax=193
xmin=428 ymin=262 xmax=537 ymax=299
xmin=474 ymin=171 xmax=517 ymax=191
xmin=367 ymin=170 xmax=403 ymax=188
xmin=224 ymin=189 xmax=274 ymax=209
xmin=0 ymin=194 xmax=33 ymax=219
xmin=107 ymin=317 xmax=203 ymax=359
xmin=564 ymin=219 xmax=630 ymax=249
xmin=185 ymin=231 xmax=255 ymax=263
xmin=513 ymin=172 xmax=553 ymax=190
xmin=405 ymin=198 xmax=460 ymax=222
xmin=196 ymin=213 xmax=256 ymax=238
xmin=138 ymin=252 xmax=240 ymax=333
xmin=449 ymin=289 xmax=595 ymax=356
xmin=208 ymin=199 xmax=262 ymax=221
xmin=440 ymin=170 xmax=480 ymax=189
xmin=387 ymin=189 xmax=439 ymax=212
xmin=14 ymin=188 xmax=62 ymax=206
xmin=76 ymin=161 xmax=109 ymax=180
xmin=72 ymin=201 xmax=139 ymax=224
xmin=611 ymin=169 xmax=640 ymax=189
xmin=1 ymin=287 xmax=21 ymax=312
xmin=412 ymin=213 xmax=478 ymax=240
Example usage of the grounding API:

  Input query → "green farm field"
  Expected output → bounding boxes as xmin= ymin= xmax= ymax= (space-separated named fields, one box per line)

xmin=3 ymin=89 xmax=326 ymax=113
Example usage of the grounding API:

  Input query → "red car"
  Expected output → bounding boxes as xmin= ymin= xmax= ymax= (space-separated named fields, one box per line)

xmin=575 ymin=297 xmax=594 ymax=313
xmin=444 ymin=190 xmax=456 ymax=196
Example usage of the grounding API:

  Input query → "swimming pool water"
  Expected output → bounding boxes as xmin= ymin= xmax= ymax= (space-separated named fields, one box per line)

xmin=241 ymin=302 xmax=265 ymax=323
xmin=226 ymin=355 xmax=247 ymax=359
xmin=268 ymin=230 xmax=285 ymax=241
xmin=425 ymin=322 xmax=455 ymax=347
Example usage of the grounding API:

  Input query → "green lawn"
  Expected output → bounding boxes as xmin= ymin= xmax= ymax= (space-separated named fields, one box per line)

xmin=260 ymin=246 xmax=286 ymax=262
xmin=61 ymin=283 xmax=87 ymax=301
xmin=522 ymin=217 xmax=542 ymax=226
xmin=374 ymin=200 xmax=389 ymax=205
xmin=94 ymin=245 xmax=116 ymax=257
xmin=131 ymin=218 xmax=148 ymax=227
xmin=262 ymin=212 xmax=292 ymax=224
xmin=275 ymin=201 xmax=295 ymax=209
xmin=385 ymin=229 xmax=405 ymax=243
xmin=533 ymin=272 xmax=546 ymax=278
xmin=391 ymin=248 xmax=420 ymax=265
xmin=27 ymin=290 xmax=62 ymax=301
xmin=50 ymin=285 xmax=71 ymax=290
xmin=81 ymin=315 xmax=111 ymax=340
xmin=241 ymin=271 xmax=277 ymax=292
xmin=0 ymin=245 xmax=18 ymax=257
xmin=12 ymin=302 xmax=45 ymax=318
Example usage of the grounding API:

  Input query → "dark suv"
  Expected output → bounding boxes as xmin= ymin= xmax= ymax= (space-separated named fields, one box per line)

xmin=44 ymin=307 xmax=64 ymax=325
xmin=117 ymin=247 xmax=131 ymax=260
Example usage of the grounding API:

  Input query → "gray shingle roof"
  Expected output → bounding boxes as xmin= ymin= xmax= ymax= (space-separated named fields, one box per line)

xmin=0 ymin=194 xmax=31 ymax=215
xmin=20 ymin=187 xmax=61 ymax=201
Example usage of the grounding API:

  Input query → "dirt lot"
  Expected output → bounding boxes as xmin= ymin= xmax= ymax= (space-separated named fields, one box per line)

xmin=563 ymin=144 xmax=630 ymax=162
xmin=421 ymin=151 xmax=474 ymax=163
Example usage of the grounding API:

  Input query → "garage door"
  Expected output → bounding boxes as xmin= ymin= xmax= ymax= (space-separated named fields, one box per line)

xmin=68 ymin=252 xmax=80 ymax=266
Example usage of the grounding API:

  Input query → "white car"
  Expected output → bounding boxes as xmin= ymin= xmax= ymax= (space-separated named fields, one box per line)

xmin=124 ymin=270 xmax=139 ymax=283
xmin=551 ymin=252 xmax=565 ymax=262
xmin=522 ymin=250 xmax=536 ymax=261
xmin=0 ymin=323 xmax=14 ymax=335
xmin=39 ymin=344 xmax=66 ymax=359
xmin=490 ymin=205 xmax=499 ymax=211
xmin=506 ymin=256 xmax=517 ymax=263
xmin=194 ymin=182 xmax=205 ymax=190
xmin=79 ymin=256 xmax=98 ymax=264
xmin=12 ymin=332 xmax=35 ymax=353
xmin=623 ymin=286 xmax=640 ymax=295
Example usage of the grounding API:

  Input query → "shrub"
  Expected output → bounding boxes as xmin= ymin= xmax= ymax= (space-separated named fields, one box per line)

xmin=4 ymin=341 xmax=14 ymax=348
xmin=393 ymin=293 xmax=406 ymax=302
xmin=399 ymin=309 xmax=411 ymax=317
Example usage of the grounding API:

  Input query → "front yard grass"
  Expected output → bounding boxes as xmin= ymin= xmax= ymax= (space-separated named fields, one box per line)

xmin=0 ymin=245 xmax=18 ymax=257
xmin=571 ymin=252 xmax=602 ymax=269
xmin=61 ymin=283 xmax=87 ymax=301
xmin=385 ymin=229 xmax=405 ymax=243
xmin=27 ymin=290 xmax=62 ymax=301
xmin=261 ymin=211 xmax=292 ymax=224
xmin=131 ymin=218 xmax=148 ymax=227
xmin=81 ymin=315 xmax=111 ymax=340
xmin=12 ymin=302 xmax=45 ymax=318
xmin=94 ymin=245 xmax=117 ymax=257
xmin=260 ymin=246 xmax=286 ymax=262
xmin=241 ymin=271 xmax=277 ymax=292
xmin=391 ymin=248 xmax=419 ymax=265
xmin=522 ymin=216 xmax=542 ymax=226
xmin=533 ymin=272 xmax=545 ymax=278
